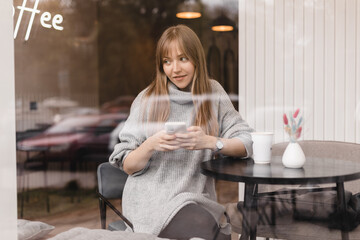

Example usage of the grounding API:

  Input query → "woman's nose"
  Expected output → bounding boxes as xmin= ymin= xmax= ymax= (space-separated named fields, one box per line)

xmin=173 ymin=61 xmax=181 ymax=72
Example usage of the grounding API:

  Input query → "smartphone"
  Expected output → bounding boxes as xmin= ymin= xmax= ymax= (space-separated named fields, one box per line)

xmin=165 ymin=122 xmax=187 ymax=134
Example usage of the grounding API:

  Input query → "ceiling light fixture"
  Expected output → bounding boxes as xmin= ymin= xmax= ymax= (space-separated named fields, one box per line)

xmin=211 ymin=14 xmax=234 ymax=32
xmin=176 ymin=0 xmax=201 ymax=19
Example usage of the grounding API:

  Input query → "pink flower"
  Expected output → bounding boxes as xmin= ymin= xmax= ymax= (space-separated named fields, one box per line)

xmin=283 ymin=114 xmax=288 ymax=125
xmin=293 ymin=109 xmax=300 ymax=118
xmin=296 ymin=126 xmax=302 ymax=138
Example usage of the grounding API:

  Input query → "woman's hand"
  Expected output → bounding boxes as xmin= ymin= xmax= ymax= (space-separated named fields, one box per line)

xmin=174 ymin=126 xmax=247 ymax=157
xmin=123 ymin=130 xmax=181 ymax=175
xmin=175 ymin=126 xmax=216 ymax=150
xmin=148 ymin=130 xmax=182 ymax=152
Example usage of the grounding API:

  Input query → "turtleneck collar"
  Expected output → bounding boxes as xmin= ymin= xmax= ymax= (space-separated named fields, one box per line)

xmin=168 ymin=81 xmax=193 ymax=105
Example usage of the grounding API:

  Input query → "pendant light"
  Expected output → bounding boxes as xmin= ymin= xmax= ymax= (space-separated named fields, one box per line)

xmin=211 ymin=14 xmax=234 ymax=32
xmin=176 ymin=0 xmax=201 ymax=19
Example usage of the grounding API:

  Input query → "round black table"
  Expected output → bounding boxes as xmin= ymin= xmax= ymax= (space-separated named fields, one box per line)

xmin=201 ymin=156 xmax=360 ymax=240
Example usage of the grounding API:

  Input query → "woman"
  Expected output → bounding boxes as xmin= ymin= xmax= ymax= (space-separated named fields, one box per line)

xmin=109 ymin=24 xmax=253 ymax=240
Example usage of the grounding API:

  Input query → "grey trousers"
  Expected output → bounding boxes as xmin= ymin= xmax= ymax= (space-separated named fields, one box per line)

xmin=158 ymin=204 xmax=231 ymax=240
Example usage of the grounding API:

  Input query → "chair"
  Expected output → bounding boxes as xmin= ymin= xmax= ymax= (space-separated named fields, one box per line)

xmin=97 ymin=162 xmax=131 ymax=231
xmin=17 ymin=146 xmax=50 ymax=218
xmin=267 ymin=140 xmax=360 ymax=196
xmin=226 ymin=140 xmax=360 ymax=240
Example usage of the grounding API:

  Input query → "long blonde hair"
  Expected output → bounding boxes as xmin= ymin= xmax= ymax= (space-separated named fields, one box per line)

xmin=144 ymin=25 xmax=219 ymax=136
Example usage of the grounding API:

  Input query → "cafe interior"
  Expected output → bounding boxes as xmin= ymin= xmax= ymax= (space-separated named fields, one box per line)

xmin=1 ymin=0 xmax=360 ymax=239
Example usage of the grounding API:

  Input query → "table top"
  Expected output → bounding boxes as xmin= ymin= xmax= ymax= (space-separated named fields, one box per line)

xmin=201 ymin=156 xmax=360 ymax=185
xmin=17 ymin=145 xmax=49 ymax=152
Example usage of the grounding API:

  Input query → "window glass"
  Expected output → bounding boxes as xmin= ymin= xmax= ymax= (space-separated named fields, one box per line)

xmin=14 ymin=0 xmax=238 ymax=232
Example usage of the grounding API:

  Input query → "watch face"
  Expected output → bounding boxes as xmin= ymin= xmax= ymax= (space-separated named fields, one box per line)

xmin=216 ymin=140 xmax=224 ymax=150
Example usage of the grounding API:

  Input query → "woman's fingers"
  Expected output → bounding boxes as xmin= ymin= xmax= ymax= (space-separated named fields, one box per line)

xmin=151 ymin=130 xmax=181 ymax=152
xmin=159 ymin=144 xmax=181 ymax=151
xmin=161 ymin=139 xmax=181 ymax=146
xmin=162 ymin=133 xmax=177 ymax=140
xmin=186 ymin=126 xmax=202 ymax=132
xmin=154 ymin=126 xmax=208 ymax=151
xmin=179 ymin=142 xmax=197 ymax=150
xmin=174 ymin=133 xmax=192 ymax=142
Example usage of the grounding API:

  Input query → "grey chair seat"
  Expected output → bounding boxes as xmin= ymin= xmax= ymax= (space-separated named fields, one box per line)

xmin=108 ymin=220 xmax=127 ymax=231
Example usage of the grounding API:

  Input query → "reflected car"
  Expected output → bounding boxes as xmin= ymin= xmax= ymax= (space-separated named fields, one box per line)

xmin=17 ymin=113 xmax=128 ymax=170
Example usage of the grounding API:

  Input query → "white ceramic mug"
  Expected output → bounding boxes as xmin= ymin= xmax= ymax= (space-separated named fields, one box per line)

xmin=251 ymin=132 xmax=274 ymax=164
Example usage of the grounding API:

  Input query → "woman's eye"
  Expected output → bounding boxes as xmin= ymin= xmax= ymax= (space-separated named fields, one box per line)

xmin=163 ymin=59 xmax=171 ymax=65
xmin=180 ymin=57 xmax=188 ymax=62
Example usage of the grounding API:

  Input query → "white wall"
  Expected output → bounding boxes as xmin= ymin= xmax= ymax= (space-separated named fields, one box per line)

xmin=239 ymin=0 xmax=360 ymax=144
xmin=0 ymin=1 xmax=17 ymax=239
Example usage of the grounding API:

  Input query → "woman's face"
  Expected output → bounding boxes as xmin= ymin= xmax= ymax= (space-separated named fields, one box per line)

xmin=162 ymin=41 xmax=195 ymax=91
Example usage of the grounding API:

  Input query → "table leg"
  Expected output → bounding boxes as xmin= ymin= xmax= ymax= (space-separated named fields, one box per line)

xmin=239 ymin=183 xmax=258 ymax=240
xmin=20 ymin=168 xmax=25 ymax=218
xmin=336 ymin=182 xmax=349 ymax=240
xmin=43 ymin=151 xmax=50 ymax=213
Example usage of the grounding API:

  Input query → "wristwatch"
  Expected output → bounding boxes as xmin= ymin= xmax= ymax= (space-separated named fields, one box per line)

xmin=214 ymin=138 xmax=224 ymax=153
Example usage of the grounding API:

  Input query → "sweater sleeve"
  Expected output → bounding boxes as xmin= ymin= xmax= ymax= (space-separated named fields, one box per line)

xmin=109 ymin=91 xmax=150 ymax=175
xmin=211 ymin=80 xmax=254 ymax=158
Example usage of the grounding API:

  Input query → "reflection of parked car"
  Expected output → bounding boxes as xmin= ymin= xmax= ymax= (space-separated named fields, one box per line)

xmin=100 ymin=95 xmax=135 ymax=113
xmin=17 ymin=113 xmax=128 ymax=171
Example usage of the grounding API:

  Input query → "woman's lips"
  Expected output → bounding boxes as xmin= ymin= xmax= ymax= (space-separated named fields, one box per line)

xmin=173 ymin=75 xmax=186 ymax=81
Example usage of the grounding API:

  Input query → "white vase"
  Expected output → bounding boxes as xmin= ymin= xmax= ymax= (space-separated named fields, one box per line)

xmin=282 ymin=142 xmax=306 ymax=168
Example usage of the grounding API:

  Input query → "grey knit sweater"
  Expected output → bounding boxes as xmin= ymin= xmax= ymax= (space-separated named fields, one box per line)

xmin=109 ymin=80 xmax=253 ymax=235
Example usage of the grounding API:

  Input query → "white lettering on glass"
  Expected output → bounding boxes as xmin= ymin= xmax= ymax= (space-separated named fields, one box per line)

xmin=52 ymin=14 xmax=64 ymax=31
xmin=13 ymin=0 xmax=64 ymax=41
xmin=23 ymin=0 xmax=40 ymax=41
xmin=40 ymin=12 xmax=52 ymax=28
xmin=13 ymin=0 xmax=29 ymax=40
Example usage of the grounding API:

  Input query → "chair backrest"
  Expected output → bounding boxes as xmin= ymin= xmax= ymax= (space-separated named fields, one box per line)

xmin=272 ymin=140 xmax=360 ymax=161
xmin=271 ymin=140 xmax=360 ymax=193
xmin=97 ymin=162 xmax=128 ymax=199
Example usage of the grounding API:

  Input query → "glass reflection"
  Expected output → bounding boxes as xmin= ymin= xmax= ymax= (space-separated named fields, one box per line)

xmin=14 ymin=0 xmax=239 ymax=235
